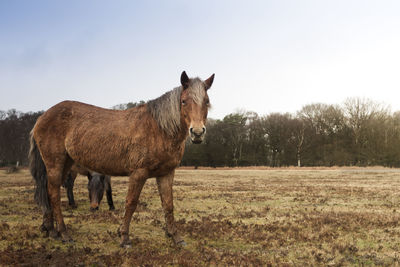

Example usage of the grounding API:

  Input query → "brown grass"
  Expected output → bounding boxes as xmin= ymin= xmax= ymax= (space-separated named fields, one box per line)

xmin=1 ymin=168 xmax=400 ymax=266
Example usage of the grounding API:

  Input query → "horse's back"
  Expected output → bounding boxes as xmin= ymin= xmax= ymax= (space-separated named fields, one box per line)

xmin=51 ymin=100 xmax=120 ymax=121
xmin=35 ymin=100 xmax=112 ymax=129
xmin=34 ymin=100 xmax=132 ymax=134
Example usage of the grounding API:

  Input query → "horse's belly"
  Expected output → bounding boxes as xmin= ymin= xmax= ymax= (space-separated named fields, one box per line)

xmin=65 ymin=137 xmax=133 ymax=176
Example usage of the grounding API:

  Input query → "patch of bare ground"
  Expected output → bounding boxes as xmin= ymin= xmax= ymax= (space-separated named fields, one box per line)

xmin=1 ymin=168 xmax=400 ymax=265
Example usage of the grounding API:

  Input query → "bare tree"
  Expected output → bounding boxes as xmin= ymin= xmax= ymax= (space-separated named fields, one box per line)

xmin=343 ymin=97 xmax=390 ymax=165
xmin=290 ymin=118 xmax=305 ymax=167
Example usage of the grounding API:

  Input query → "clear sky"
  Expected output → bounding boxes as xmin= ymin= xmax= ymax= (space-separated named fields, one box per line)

xmin=1 ymin=0 xmax=400 ymax=118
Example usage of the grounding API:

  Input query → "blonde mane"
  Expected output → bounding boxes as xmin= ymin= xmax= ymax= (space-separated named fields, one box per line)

xmin=147 ymin=78 xmax=206 ymax=136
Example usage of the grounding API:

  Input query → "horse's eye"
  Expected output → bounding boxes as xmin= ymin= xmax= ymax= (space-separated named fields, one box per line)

xmin=205 ymin=100 xmax=210 ymax=105
xmin=181 ymin=100 xmax=186 ymax=106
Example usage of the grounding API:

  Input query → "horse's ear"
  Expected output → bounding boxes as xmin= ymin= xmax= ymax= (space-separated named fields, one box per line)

xmin=181 ymin=71 xmax=190 ymax=89
xmin=204 ymin=73 xmax=215 ymax=90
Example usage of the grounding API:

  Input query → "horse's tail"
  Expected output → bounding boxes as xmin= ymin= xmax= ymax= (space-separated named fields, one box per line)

xmin=29 ymin=130 xmax=50 ymax=210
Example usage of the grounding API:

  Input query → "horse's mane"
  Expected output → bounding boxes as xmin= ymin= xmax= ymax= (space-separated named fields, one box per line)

xmin=147 ymin=78 xmax=205 ymax=136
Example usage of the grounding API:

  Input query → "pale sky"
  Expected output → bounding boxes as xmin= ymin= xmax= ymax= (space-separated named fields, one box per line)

xmin=1 ymin=0 xmax=400 ymax=118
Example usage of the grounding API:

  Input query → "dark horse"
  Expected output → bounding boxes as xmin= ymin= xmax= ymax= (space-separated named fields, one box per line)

xmin=29 ymin=71 xmax=214 ymax=247
xmin=63 ymin=165 xmax=115 ymax=211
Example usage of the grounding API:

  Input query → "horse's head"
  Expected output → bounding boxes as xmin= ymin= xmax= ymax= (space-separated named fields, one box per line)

xmin=87 ymin=172 xmax=105 ymax=211
xmin=180 ymin=71 xmax=214 ymax=144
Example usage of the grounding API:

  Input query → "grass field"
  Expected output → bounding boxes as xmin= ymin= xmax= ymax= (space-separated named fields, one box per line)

xmin=1 ymin=168 xmax=400 ymax=266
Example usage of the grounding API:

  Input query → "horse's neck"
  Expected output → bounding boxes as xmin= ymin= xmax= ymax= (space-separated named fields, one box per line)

xmin=129 ymin=104 xmax=188 ymax=145
xmin=174 ymin=119 xmax=190 ymax=145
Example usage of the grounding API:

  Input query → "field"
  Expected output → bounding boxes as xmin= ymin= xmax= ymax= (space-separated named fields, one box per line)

xmin=1 ymin=168 xmax=400 ymax=266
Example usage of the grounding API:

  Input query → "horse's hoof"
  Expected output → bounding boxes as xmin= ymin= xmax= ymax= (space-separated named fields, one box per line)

xmin=109 ymin=206 xmax=115 ymax=211
xmin=70 ymin=204 xmax=78 ymax=209
xmin=39 ymin=224 xmax=48 ymax=233
xmin=62 ymin=238 xmax=74 ymax=244
xmin=61 ymin=233 xmax=73 ymax=243
xmin=121 ymin=243 xmax=132 ymax=248
xmin=49 ymin=229 xmax=60 ymax=239
xmin=175 ymin=238 xmax=187 ymax=247
xmin=41 ymin=231 xmax=49 ymax=238
xmin=120 ymin=238 xmax=132 ymax=248
xmin=176 ymin=239 xmax=187 ymax=247
xmin=39 ymin=226 xmax=50 ymax=238
xmin=169 ymin=233 xmax=186 ymax=247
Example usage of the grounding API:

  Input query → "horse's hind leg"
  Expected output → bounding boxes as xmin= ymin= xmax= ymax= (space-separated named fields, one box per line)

xmin=46 ymin=157 xmax=74 ymax=242
xmin=156 ymin=170 xmax=185 ymax=246
xmin=40 ymin=207 xmax=56 ymax=237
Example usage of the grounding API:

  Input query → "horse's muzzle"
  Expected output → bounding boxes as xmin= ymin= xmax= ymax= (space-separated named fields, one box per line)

xmin=190 ymin=127 xmax=206 ymax=144
xmin=90 ymin=202 xmax=99 ymax=211
xmin=90 ymin=206 xmax=99 ymax=211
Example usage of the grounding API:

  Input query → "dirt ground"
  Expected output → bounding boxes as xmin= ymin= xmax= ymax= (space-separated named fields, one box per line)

xmin=1 ymin=167 xmax=400 ymax=266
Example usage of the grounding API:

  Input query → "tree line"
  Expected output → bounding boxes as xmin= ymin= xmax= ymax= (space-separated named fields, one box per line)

xmin=1 ymin=97 xmax=400 ymax=167
xmin=182 ymin=98 xmax=400 ymax=167
xmin=0 ymin=109 xmax=43 ymax=167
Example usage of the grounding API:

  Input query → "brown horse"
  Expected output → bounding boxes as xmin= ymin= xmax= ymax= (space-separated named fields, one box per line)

xmin=29 ymin=71 xmax=214 ymax=247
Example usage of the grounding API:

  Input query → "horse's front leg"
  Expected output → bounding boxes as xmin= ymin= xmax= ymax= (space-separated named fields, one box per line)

xmin=119 ymin=169 xmax=147 ymax=247
xmin=156 ymin=170 xmax=186 ymax=246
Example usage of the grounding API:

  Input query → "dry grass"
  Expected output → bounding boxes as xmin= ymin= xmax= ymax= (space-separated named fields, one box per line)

xmin=1 ymin=168 xmax=400 ymax=266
